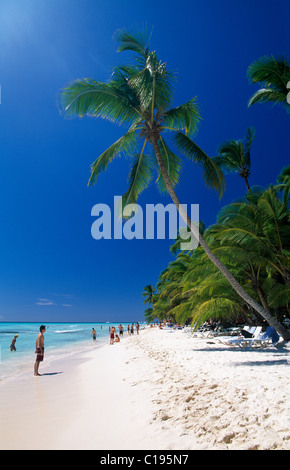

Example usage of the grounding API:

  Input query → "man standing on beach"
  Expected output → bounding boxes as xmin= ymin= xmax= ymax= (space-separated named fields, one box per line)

xmin=34 ymin=325 xmax=46 ymax=376
xmin=92 ymin=328 xmax=97 ymax=341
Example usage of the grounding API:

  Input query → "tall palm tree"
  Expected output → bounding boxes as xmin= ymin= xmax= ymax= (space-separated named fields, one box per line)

xmin=59 ymin=29 xmax=290 ymax=340
xmin=213 ymin=128 xmax=255 ymax=191
xmin=247 ymin=55 xmax=290 ymax=113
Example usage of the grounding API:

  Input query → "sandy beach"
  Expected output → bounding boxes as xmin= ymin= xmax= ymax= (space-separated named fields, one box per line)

xmin=0 ymin=327 xmax=289 ymax=450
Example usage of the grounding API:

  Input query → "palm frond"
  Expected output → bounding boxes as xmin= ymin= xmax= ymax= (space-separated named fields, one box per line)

xmin=162 ymin=97 xmax=201 ymax=136
xmin=88 ymin=127 xmax=138 ymax=186
xmin=155 ymin=137 xmax=182 ymax=193
xmin=115 ymin=28 xmax=148 ymax=57
xmin=213 ymin=140 xmax=242 ymax=173
xmin=174 ymin=132 xmax=226 ymax=198
xmin=121 ymin=146 xmax=153 ymax=210
xmin=248 ymin=88 xmax=286 ymax=107
xmin=268 ymin=284 xmax=290 ymax=308
xmin=190 ymin=298 xmax=245 ymax=330
xmin=59 ymin=79 xmax=141 ymax=126
xmin=247 ymin=55 xmax=290 ymax=89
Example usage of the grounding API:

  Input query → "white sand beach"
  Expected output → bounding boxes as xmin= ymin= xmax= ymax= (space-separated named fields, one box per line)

xmin=0 ymin=327 xmax=289 ymax=450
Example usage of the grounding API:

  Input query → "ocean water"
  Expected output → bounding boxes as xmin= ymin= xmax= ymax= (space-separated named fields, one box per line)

xmin=0 ymin=322 xmax=138 ymax=381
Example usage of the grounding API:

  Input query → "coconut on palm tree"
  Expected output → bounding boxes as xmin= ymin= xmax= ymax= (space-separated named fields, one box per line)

xmin=59 ymin=29 xmax=290 ymax=340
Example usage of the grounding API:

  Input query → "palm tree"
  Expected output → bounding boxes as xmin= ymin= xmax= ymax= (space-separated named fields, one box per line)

xmin=213 ymin=128 xmax=255 ymax=191
xmin=160 ymin=185 xmax=290 ymax=330
xmin=142 ymin=284 xmax=156 ymax=306
xmin=247 ymin=55 xmax=290 ymax=113
xmin=59 ymin=29 xmax=290 ymax=340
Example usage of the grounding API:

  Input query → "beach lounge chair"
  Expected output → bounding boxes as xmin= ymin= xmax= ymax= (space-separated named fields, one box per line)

xmin=218 ymin=326 xmax=253 ymax=344
xmin=222 ymin=326 xmax=280 ymax=349
xmin=220 ymin=326 xmax=263 ymax=349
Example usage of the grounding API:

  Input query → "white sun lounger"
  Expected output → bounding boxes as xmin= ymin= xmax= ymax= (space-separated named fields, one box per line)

xmin=218 ymin=326 xmax=254 ymax=344
xmin=219 ymin=326 xmax=268 ymax=349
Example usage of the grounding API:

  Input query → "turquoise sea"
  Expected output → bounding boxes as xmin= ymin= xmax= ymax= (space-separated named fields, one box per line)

xmin=0 ymin=322 xmax=138 ymax=381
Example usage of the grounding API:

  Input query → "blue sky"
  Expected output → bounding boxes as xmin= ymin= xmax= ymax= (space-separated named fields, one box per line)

xmin=0 ymin=0 xmax=289 ymax=322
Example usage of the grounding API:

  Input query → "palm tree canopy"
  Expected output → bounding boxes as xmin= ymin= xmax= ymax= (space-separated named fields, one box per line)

xmin=60 ymin=28 xmax=290 ymax=340
xmin=142 ymin=284 xmax=156 ymax=305
xmin=247 ymin=55 xmax=290 ymax=112
xmin=59 ymin=28 xmax=225 ymax=206
xmin=213 ymin=127 xmax=255 ymax=175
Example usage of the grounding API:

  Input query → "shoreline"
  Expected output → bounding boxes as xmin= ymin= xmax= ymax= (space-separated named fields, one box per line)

xmin=0 ymin=335 xmax=108 ymax=385
xmin=0 ymin=327 xmax=289 ymax=450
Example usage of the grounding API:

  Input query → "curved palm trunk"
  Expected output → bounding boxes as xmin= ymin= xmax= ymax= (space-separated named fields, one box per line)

xmin=151 ymin=136 xmax=290 ymax=341
xmin=244 ymin=176 xmax=251 ymax=191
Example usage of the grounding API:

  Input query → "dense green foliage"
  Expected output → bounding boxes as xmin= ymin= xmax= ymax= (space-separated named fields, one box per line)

xmin=144 ymin=168 xmax=290 ymax=329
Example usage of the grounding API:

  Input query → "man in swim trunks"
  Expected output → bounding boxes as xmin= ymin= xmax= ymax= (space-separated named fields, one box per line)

xmin=10 ymin=335 xmax=18 ymax=351
xmin=34 ymin=325 xmax=46 ymax=376
xmin=92 ymin=328 xmax=97 ymax=341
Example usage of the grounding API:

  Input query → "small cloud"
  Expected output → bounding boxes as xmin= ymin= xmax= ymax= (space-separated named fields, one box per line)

xmin=62 ymin=304 xmax=73 ymax=307
xmin=36 ymin=298 xmax=54 ymax=306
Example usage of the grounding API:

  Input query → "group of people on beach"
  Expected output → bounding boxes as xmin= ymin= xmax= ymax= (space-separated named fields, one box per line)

xmin=109 ymin=323 xmax=140 ymax=344
xmin=10 ymin=322 xmax=142 ymax=377
xmin=91 ymin=323 xmax=140 ymax=345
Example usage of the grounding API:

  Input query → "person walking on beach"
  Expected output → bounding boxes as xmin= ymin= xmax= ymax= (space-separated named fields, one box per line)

xmin=110 ymin=326 xmax=115 ymax=345
xmin=10 ymin=335 xmax=18 ymax=351
xmin=130 ymin=323 xmax=134 ymax=335
xmin=136 ymin=322 xmax=140 ymax=335
xmin=127 ymin=325 xmax=130 ymax=336
xmin=92 ymin=328 xmax=97 ymax=341
xmin=34 ymin=325 xmax=46 ymax=376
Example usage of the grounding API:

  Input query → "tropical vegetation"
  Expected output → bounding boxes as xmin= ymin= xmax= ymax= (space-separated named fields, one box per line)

xmin=144 ymin=168 xmax=290 ymax=333
xmin=59 ymin=29 xmax=290 ymax=340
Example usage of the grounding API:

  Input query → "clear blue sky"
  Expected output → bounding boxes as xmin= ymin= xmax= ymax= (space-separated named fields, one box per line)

xmin=0 ymin=0 xmax=289 ymax=322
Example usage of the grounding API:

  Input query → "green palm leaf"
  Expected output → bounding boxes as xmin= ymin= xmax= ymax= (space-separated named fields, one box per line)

xmin=121 ymin=147 xmax=153 ymax=210
xmin=60 ymin=79 xmax=141 ymax=125
xmin=174 ymin=132 xmax=225 ymax=198
xmin=162 ymin=98 xmax=201 ymax=136
xmin=248 ymin=88 xmax=287 ymax=106
xmin=155 ymin=137 xmax=182 ymax=193
xmin=115 ymin=28 xmax=148 ymax=57
xmin=247 ymin=55 xmax=290 ymax=112
xmin=247 ymin=55 xmax=289 ymax=89
xmin=268 ymin=284 xmax=290 ymax=308
xmin=88 ymin=127 xmax=138 ymax=185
